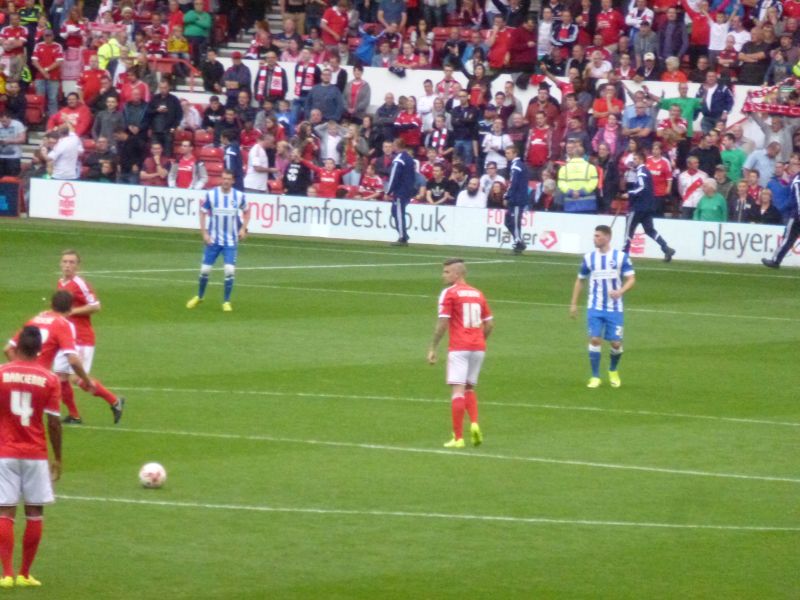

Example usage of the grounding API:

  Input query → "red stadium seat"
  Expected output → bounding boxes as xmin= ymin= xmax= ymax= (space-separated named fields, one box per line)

xmin=81 ymin=138 xmax=96 ymax=153
xmin=197 ymin=146 xmax=223 ymax=161
xmin=205 ymin=175 xmax=222 ymax=188
xmin=204 ymin=160 xmax=224 ymax=176
xmin=268 ymin=179 xmax=284 ymax=193
xmin=194 ymin=129 xmax=213 ymax=146
xmin=24 ymin=94 xmax=45 ymax=127
xmin=174 ymin=129 xmax=193 ymax=143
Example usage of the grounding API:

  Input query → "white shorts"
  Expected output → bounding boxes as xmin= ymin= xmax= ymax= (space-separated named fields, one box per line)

xmin=446 ymin=351 xmax=485 ymax=386
xmin=0 ymin=459 xmax=55 ymax=506
xmin=53 ymin=345 xmax=94 ymax=375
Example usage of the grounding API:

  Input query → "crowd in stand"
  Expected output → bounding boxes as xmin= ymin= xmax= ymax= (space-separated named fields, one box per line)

xmin=2 ymin=0 xmax=800 ymax=224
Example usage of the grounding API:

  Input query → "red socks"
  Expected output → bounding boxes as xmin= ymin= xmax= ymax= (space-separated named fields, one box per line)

xmin=0 ymin=517 xmax=14 ymax=577
xmin=77 ymin=379 xmax=117 ymax=406
xmin=451 ymin=396 xmax=465 ymax=440
xmin=60 ymin=380 xmax=80 ymax=418
xmin=20 ymin=518 xmax=42 ymax=578
xmin=464 ymin=390 xmax=478 ymax=423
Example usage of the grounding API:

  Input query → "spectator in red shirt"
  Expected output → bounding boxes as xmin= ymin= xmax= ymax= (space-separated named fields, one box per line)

xmin=596 ymin=0 xmax=625 ymax=50
xmin=0 ymin=12 xmax=28 ymax=81
xmin=76 ymin=54 xmax=109 ymax=107
xmin=320 ymin=0 xmax=348 ymax=51
xmin=46 ymin=92 xmax=92 ymax=137
xmin=302 ymin=157 xmax=353 ymax=198
xmin=140 ymin=141 xmax=172 ymax=187
xmin=32 ymin=29 xmax=64 ymax=116
xmin=119 ymin=66 xmax=151 ymax=106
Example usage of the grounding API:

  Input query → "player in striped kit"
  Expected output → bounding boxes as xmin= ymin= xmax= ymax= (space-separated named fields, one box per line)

xmin=186 ymin=170 xmax=250 ymax=312
xmin=570 ymin=225 xmax=636 ymax=388
xmin=428 ymin=258 xmax=494 ymax=448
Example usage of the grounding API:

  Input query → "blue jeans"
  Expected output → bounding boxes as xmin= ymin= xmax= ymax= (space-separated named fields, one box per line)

xmin=35 ymin=79 xmax=60 ymax=116
xmin=453 ymin=140 xmax=475 ymax=166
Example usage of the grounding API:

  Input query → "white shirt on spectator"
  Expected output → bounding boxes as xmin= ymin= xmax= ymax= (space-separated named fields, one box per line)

xmin=243 ymin=143 xmax=269 ymax=191
xmin=729 ymin=29 xmax=751 ymax=51
xmin=479 ymin=172 xmax=506 ymax=195
xmin=482 ymin=133 xmax=512 ymax=170
xmin=0 ymin=119 xmax=26 ymax=160
xmin=48 ymin=132 xmax=83 ymax=180
xmin=456 ymin=188 xmax=488 ymax=208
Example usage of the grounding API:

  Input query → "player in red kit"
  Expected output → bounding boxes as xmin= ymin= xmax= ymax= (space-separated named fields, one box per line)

xmin=427 ymin=259 xmax=494 ymax=449
xmin=0 ymin=327 xmax=63 ymax=588
xmin=5 ymin=292 xmax=93 ymax=394
xmin=55 ymin=250 xmax=125 ymax=424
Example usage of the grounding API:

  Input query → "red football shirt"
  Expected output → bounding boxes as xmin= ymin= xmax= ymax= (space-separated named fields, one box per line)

xmin=646 ymin=155 xmax=672 ymax=197
xmin=438 ymin=283 xmax=493 ymax=352
xmin=0 ymin=361 xmax=61 ymax=460
xmin=9 ymin=311 xmax=78 ymax=370
xmin=321 ymin=7 xmax=347 ymax=46
xmin=0 ymin=25 xmax=28 ymax=56
xmin=57 ymin=275 xmax=99 ymax=346
xmin=32 ymin=41 xmax=64 ymax=80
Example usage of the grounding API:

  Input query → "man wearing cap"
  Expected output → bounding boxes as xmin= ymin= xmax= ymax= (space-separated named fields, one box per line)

xmin=223 ymin=52 xmax=252 ymax=107
xmin=635 ymin=52 xmax=662 ymax=82
xmin=32 ymin=29 xmax=64 ymax=116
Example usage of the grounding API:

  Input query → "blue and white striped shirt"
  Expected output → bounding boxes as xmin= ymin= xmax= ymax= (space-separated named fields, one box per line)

xmin=578 ymin=249 xmax=634 ymax=312
xmin=202 ymin=187 xmax=247 ymax=247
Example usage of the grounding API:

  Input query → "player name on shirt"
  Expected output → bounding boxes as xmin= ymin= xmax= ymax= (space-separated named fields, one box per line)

xmin=2 ymin=372 xmax=48 ymax=387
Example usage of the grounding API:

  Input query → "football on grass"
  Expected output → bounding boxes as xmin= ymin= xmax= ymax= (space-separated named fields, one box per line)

xmin=139 ymin=463 xmax=167 ymax=488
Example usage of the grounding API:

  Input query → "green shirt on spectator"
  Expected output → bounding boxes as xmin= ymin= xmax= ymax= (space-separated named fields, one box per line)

xmin=183 ymin=9 xmax=212 ymax=38
xmin=721 ymin=148 xmax=747 ymax=183
xmin=659 ymin=97 xmax=703 ymax=137
xmin=693 ymin=193 xmax=728 ymax=222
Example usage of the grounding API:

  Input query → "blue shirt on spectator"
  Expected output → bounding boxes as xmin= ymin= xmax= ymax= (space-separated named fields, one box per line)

xmin=743 ymin=150 xmax=777 ymax=188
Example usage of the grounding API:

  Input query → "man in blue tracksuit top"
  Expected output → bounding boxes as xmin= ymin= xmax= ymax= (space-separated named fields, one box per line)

xmin=387 ymin=138 xmax=416 ymax=246
xmin=623 ymin=151 xmax=675 ymax=262
xmin=503 ymin=145 xmax=530 ymax=254
xmin=763 ymin=170 xmax=800 ymax=268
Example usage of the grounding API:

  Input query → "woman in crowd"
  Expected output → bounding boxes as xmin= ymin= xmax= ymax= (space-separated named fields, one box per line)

xmin=487 ymin=181 xmax=506 ymax=208
xmin=593 ymin=142 xmax=620 ymax=214
xmin=592 ymin=113 xmax=623 ymax=157
xmin=360 ymin=115 xmax=384 ymax=159
xmin=458 ymin=0 xmax=484 ymax=29
xmin=750 ymin=188 xmax=783 ymax=224
xmin=281 ymin=38 xmax=301 ymax=63
xmin=466 ymin=63 xmax=492 ymax=108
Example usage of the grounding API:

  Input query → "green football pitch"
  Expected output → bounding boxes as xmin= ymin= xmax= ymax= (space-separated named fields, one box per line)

xmin=0 ymin=219 xmax=798 ymax=599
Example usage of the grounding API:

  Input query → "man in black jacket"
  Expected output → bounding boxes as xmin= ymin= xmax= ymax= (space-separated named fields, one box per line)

xmin=201 ymin=49 xmax=225 ymax=93
xmin=148 ymin=80 xmax=183 ymax=157
xmin=450 ymin=91 xmax=480 ymax=168
xmin=83 ymin=136 xmax=117 ymax=181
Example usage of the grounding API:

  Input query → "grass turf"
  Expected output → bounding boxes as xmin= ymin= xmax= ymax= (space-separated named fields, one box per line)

xmin=0 ymin=219 xmax=797 ymax=599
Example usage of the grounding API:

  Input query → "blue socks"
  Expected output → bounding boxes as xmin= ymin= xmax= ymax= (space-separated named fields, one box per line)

xmin=224 ymin=276 xmax=233 ymax=302
xmin=588 ymin=344 xmax=601 ymax=378
xmin=198 ymin=274 xmax=209 ymax=299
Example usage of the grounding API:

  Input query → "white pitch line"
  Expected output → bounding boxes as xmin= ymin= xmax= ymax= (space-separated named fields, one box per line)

xmin=3 ymin=223 xmax=798 ymax=279
xmin=111 ymin=386 xmax=800 ymax=429
xmin=89 ymin=273 xmax=800 ymax=323
xmin=74 ymin=425 xmax=800 ymax=484
xmin=56 ymin=494 xmax=800 ymax=532
xmin=82 ymin=260 xmax=512 ymax=275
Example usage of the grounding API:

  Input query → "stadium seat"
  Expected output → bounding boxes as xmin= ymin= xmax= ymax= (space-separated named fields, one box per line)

xmin=197 ymin=146 xmax=223 ymax=162
xmin=194 ymin=130 xmax=213 ymax=146
xmin=268 ymin=179 xmax=284 ymax=193
xmin=204 ymin=160 xmax=224 ymax=176
xmin=81 ymin=138 xmax=96 ymax=153
xmin=24 ymin=94 xmax=45 ymax=128
xmin=610 ymin=199 xmax=629 ymax=214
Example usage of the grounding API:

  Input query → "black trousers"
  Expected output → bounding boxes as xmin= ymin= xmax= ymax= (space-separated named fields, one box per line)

xmin=624 ymin=209 xmax=668 ymax=253
xmin=772 ymin=216 xmax=800 ymax=264
xmin=504 ymin=204 xmax=525 ymax=245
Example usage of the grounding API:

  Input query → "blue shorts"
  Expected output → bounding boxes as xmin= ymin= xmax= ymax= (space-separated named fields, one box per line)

xmin=202 ymin=244 xmax=237 ymax=266
xmin=587 ymin=309 xmax=624 ymax=341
